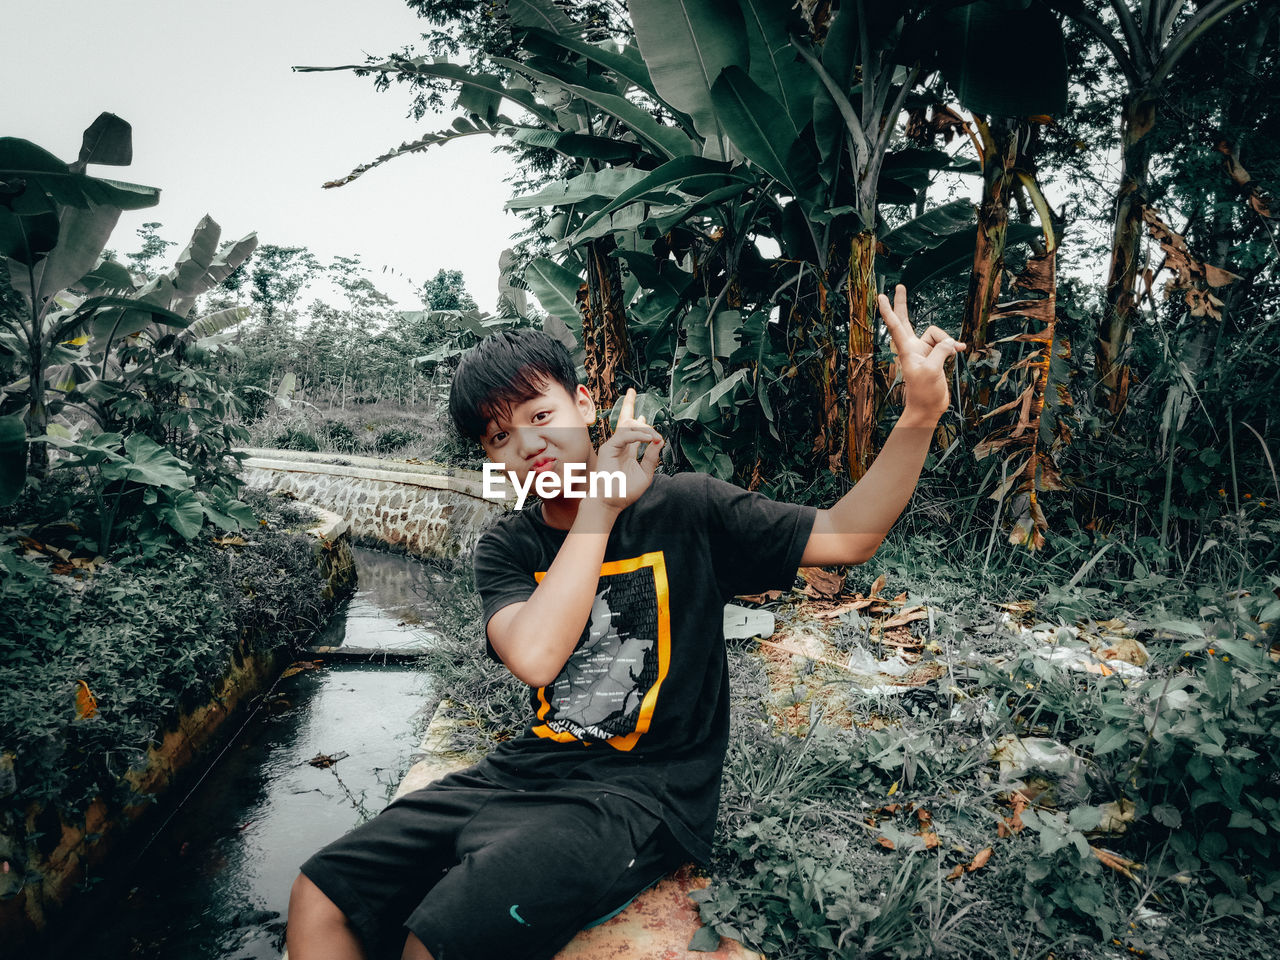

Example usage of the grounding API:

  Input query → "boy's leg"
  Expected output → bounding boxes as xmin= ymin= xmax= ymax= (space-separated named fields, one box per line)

xmin=403 ymin=787 xmax=685 ymax=960
xmin=287 ymin=872 xmax=371 ymax=960
xmin=290 ymin=767 xmax=498 ymax=960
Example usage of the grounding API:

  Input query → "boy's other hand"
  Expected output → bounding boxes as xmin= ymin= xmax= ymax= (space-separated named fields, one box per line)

xmin=877 ymin=284 xmax=966 ymax=421
xmin=593 ymin=388 xmax=663 ymax=513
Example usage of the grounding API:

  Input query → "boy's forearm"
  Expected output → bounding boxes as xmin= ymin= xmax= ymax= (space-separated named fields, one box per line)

xmin=826 ymin=406 xmax=938 ymax=551
xmin=499 ymin=501 xmax=619 ymax=686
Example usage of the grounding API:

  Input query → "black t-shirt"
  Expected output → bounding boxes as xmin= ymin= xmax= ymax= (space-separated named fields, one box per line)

xmin=471 ymin=471 xmax=816 ymax=863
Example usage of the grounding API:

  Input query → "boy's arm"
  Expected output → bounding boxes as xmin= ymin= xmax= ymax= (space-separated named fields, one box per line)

xmin=486 ymin=500 xmax=619 ymax=687
xmin=801 ymin=285 xmax=967 ymax=567
xmin=487 ymin=391 xmax=663 ymax=688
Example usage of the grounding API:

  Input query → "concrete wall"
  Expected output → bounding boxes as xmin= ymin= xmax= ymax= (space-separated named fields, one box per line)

xmin=239 ymin=449 xmax=508 ymax=559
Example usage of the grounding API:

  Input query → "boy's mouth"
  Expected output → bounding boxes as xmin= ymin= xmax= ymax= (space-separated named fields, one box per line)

xmin=530 ymin=457 xmax=556 ymax=472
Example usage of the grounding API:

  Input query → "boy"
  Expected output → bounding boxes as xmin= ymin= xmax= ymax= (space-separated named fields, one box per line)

xmin=287 ymin=285 xmax=965 ymax=960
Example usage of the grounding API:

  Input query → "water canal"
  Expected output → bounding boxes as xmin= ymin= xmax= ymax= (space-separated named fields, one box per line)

xmin=58 ymin=546 xmax=445 ymax=960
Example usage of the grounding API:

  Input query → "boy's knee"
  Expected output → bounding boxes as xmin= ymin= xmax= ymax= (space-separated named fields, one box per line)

xmin=290 ymin=871 xmax=347 ymax=923
xmin=401 ymin=930 xmax=435 ymax=960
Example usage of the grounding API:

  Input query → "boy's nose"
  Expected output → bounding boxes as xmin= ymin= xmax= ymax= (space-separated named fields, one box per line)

xmin=514 ymin=427 xmax=546 ymax=459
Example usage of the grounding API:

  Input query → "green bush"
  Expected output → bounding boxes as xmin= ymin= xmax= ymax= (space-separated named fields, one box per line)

xmin=372 ymin=426 xmax=424 ymax=454
xmin=0 ymin=492 xmax=331 ymax=823
xmin=273 ymin=426 xmax=321 ymax=452
xmin=322 ymin=419 xmax=359 ymax=452
xmin=988 ymin=598 xmax=1280 ymax=929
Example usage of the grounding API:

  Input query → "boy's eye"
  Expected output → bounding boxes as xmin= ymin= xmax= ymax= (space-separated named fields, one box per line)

xmin=489 ymin=431 xmax=508 ymax=445
xmin=533 ymin=411 xmax=551 ymax=422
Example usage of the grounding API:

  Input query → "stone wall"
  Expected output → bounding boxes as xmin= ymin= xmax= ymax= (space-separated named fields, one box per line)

xmin=239 ymin=449 xmax=508 ymax=559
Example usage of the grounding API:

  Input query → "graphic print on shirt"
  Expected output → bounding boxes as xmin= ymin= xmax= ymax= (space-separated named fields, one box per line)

xmin=531 ymin=551 xmax=670 ymax=751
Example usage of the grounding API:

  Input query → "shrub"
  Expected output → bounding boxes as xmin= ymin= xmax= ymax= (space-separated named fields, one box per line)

xmin=0 ymin=492 xmax=331 ymax=822
xmin=372 ymin=426 xmax=424 ymax=455
xmin=322 ymin=419 xmax=359 ymax=453
xmin=273 ymin=426 xmax=321 ymax=452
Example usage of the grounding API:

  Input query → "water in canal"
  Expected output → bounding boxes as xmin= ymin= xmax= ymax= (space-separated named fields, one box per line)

xmin=62 ymin=546 xmax=447 ymax=960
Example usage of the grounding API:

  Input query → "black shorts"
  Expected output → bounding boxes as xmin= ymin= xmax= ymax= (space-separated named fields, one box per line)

xmin=297 ymin=764 xmax=686 ymax=960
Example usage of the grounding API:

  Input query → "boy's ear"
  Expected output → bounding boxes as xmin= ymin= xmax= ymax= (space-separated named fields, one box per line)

xmin=574 ymin=384 xmax=595 ymax=425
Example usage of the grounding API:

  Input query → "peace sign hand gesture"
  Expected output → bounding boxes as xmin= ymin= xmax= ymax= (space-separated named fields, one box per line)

xmin=877 ymin=284 xmax=967 ymax=421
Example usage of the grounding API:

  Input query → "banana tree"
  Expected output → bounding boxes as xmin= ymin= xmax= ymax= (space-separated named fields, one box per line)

xmin=301 ymin=0 xmax=1068 ymax=485
xmin=60 ymin=215 xmax=258 ymax=484
xmin=972 ymin=174 xmax=1072 ymax=550
xmin=1046 ymin=0 xmax=1253 ymax=416
xmin=0 ymin=113 xmax=160 ymax=475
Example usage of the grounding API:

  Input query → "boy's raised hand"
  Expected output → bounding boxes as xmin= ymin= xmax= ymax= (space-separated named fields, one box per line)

xmin=593 ymin=388 xmax=663 ymax=513
xmin=877 ymin=284 xmax=967 ymax=420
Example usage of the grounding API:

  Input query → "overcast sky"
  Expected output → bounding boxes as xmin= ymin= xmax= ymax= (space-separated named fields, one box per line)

xmin=6 ymin=0 xmax=524 ymax=313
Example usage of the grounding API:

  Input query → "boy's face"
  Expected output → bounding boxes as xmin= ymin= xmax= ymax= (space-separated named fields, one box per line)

xmin=478 ymin=378 xmax=596 ymax=495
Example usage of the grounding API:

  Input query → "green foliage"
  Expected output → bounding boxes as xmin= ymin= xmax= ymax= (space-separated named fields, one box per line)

xmin=5 ymin=210 xmax=262 ymax=556
xmin=36 ymin=430 xmax=252 ymax=556
xmin=987 ymin=603 xmax=1280 ymax=928
xmin=0 ymin=113 xmax=162 ymax=475
xmin=373 ymin=425 xmax=424 ymax=453
xmin=0 ymin=409 xmax=24 ymax=505
xmin=393 ymin=554 xmax=528 ymax=753
xmin=273 ymin=424 xmax=320 ymax=452
xmin=420 ymin=267 xmax=478 ymax=311
xmin=322 ymin=418 xmax=359 ymax=453
xmin=0 ymin=489 xmax=330 ymax=822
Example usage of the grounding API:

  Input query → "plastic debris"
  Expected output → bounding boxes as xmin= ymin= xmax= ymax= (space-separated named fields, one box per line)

xmin=1033 ymin=644 xmax=1146 ymax=678
xmin=723 ymin=603 xmax=775 ymax=640
xmin=992 ymin=735 xmax=1085 ymax=780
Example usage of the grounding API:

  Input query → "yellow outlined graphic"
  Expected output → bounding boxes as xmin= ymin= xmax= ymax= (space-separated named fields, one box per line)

xmin=530 ymin=551 xmax=670 ymax=752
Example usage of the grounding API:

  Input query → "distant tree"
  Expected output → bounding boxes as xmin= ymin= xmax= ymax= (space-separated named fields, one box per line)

xmin=248 ymin=244 xmax=322 ymax=327
xmin=123 ymin=222 xmax=177 ymax=279
xmin=419 ymin=268 xmax=477 ymax=311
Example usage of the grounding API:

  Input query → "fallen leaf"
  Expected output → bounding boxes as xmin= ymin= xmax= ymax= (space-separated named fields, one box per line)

xmin=881 ymin=606 xmax=928 ymax=628
xmin=869 ymin=574 xmax=886 ymax=598
xmin=281 ymin=660 xmax=324 ymax=679
xmin=917 ymin=831 xmax=939 ymax=849
xmin=799 ymin=567 xmax=844 ymax=599
xmin=877 ymin=836 xmax=895 ymax=850
xmin=945 ymin=864 xmax=965 ymax=881
xmin=306 ymin=750 xmax=349 ymax=769
xmin=967 ymin=847 xmax=993 ymax=872
xmin=1098 ymin=635 xmax=1148 ymax=667
xmin=737 ymin=589 xmax=784 ymax=604
xmin=1091 ymin=845 xmax=1140 ymax=881
xmin=811 ymin=598 xmax=876 ymax=619
xmin=75 ymin=680 xmax=97 ymax=719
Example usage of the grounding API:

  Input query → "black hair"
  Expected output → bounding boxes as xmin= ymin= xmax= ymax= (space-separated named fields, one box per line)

xmin=448 ymin=328 xmax=580 ymax=442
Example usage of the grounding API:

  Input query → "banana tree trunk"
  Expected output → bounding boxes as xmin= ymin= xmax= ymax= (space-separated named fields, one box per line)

xmin=960 ymin=117 xmax=1019 ymax=426
xmin=811 ymin=281 xmax=842 ymax=472
xmin=24 ymin=306 xmax=49 ymax=477
xmin=845 ymin=230 xmax=878 ymax=481
xmin=1096 ymin=96 xmax=1155 ymax=416
xmin=580 ymin=236 xmax=634 ymax=422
